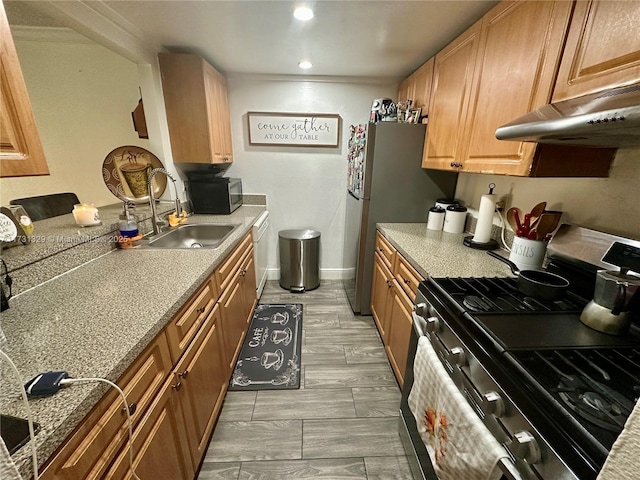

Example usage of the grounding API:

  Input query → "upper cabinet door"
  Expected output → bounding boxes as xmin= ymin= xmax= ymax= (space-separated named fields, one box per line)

xmin=422 ymin=22 xmax=481 ymax=171
xmin=461 ymin=0 xmax=573 ymax=176
xmin=409 ymin=58 xmax=434 ymax=113
xmin=0 ymin=2 xmax=48 ymax=177
xmin=159 ymin=53 xmax=233 ymax=165
xmin=553 ymin=0 xmax=640 ymax=102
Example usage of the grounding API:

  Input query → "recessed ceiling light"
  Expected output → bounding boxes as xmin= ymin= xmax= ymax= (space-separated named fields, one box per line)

xmin=298 ymin=61 xmax=313 ymax=70
xmin=293 ymin=6 xmax=314 ymax=21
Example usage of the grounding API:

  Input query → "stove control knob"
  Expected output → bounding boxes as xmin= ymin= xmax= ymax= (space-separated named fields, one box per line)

xmin=414 ymin=302 xmax=428 ymax=317
xmin=425 ymin=316 xmax=440 ymax=333
xmin=482 ymin=391 xmax=505 ymax=417
xmin=509 ymin=431 xmax=541 ymax=464
xmin=447 ymin=346 xmax=466 ymax=366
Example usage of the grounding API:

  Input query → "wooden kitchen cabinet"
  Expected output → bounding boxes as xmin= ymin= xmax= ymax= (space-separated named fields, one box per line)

xmin=422 ymin=0 xmax=615 ymax=177
xmin=422 ymin=21 xmax=481 ymax=171
xmin=371 ymin=251 xmax=393 ymax=344
xmin=159 ymin=53 xmax=233 ymax=164
xmin=370 ymin=231 xmax=424 ymax=387
xmin=165 ymin=278 xmax=218 ymax=364
xmin=215 ymin=231 xmax=256 ymax=373
xmin=0 ymin=1 xmax=48 ymax=177
xmin=171 ymin=303 xmax=227 ymax=469
xmin=397 ymin=58 xmax=434 ymax=114
xmin=553 ymin=0 xmax=640 ymax=102
xmin=397 ymin=77 xmax=413 ymax=105
xmin=104 ymin=376 xmax=193 ymax=480
xmin=386 ymin=278 xmax=414 ymax=388
xmin=39 ymin=334 xmax=173 ymax=480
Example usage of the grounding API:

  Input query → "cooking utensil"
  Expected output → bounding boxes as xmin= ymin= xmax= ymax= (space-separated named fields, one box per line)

xmin=535 ymin=212 xmax=561 ymax=240
xmin=528 ymin=201 xmax=547 ymax=228
xmin=506 ymin=207 xmax=520 ymax=233
xmin=488 ymin=251 xmax=569 ymax=300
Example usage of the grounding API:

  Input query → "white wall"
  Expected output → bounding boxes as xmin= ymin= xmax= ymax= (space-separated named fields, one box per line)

xmin=225 ymin=75 xmax=396 ymax=278
xmin=0 ymin=28 xmax=150 ymax=207
xmin=455 ymin=147 xmax=640 ymax=240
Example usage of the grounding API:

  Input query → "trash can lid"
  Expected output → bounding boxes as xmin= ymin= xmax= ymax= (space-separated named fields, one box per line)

xmin=279 ymin=229 xmax=320 ymax=240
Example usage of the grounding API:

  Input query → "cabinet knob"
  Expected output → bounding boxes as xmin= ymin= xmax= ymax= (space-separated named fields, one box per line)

xmin=482 ymin=391 xmax=504 ymax=417
xmin=172 ymin=381 xmax=182 ymax=391
xmin=386 ymin=279 xmax=393 ymax=288
xmin=196 ymin=306 xmax=206 ymax=314
xmin=178 ymin=369 xmax=189 ymax=379
xmin=121 ymin=402 xmax=137 ymax=416
xmin=241 ymin=269 xmax=247 ymax=276
xmin=509 ymin=431 xmax=541 ymax=464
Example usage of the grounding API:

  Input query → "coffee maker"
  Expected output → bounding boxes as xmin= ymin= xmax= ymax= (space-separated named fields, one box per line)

xmin=580 ymin=241 xmax=640 ymax=335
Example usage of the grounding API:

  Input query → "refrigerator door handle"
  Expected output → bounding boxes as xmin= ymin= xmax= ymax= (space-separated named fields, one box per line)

xmin=348 ymin=190 xmax=369 ymax=201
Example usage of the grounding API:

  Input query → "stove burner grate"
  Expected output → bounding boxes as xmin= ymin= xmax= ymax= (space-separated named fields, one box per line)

xmin=438 ymin=276 xmax=586 ymax=314
xmin=557 ymin=375 xmax=634 ymax=432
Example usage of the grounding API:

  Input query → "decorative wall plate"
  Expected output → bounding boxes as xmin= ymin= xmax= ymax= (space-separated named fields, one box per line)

xmin=102 ymin=146 xmax=166 ymax=203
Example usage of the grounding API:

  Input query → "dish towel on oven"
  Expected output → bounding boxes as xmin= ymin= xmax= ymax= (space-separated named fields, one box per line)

xmin=408 ymin=335 xmax=509 ymax=480
xmin=597 ymin=400 xmax=640 ymax=479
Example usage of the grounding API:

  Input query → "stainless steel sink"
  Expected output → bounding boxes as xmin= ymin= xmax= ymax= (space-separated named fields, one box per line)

xmin=143 ymin=223 xmax=240 ymax=249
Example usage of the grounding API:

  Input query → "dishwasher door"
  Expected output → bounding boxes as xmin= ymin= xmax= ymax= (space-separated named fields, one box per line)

xmin=253 ymin=211 xmax=270 ymax=299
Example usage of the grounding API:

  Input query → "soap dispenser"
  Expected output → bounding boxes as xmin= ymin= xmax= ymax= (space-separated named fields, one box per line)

xmin=118 ymin=202 xmax=139 ymax=238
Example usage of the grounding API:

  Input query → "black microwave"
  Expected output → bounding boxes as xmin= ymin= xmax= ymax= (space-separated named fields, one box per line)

xmin=187 ymin=175 xmax=243 ymax=214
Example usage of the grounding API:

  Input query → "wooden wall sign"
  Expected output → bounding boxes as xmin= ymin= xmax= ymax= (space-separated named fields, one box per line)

xmin=247 ymin=112 xmax=340 ymax=147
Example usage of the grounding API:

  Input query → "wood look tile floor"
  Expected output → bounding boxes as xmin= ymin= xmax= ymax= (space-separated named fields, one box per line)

xmin=197 ymin=280 xmax=414 ymax=480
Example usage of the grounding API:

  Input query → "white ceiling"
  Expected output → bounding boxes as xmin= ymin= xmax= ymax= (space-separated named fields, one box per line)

xmin=5 ymin=0 xmax=498 ymax=78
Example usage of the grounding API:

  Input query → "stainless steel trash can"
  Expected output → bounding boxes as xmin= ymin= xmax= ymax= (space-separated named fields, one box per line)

xmin=279 ymin=229 xmax=320 ymax=292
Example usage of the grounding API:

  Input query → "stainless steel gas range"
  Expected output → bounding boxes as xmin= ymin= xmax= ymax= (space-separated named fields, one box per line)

xmin=400 ymin=225 xmax=640 ymax=480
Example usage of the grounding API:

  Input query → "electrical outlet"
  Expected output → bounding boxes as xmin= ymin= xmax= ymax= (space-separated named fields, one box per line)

xmin=495 ymin=200 xmax=505 ymax=212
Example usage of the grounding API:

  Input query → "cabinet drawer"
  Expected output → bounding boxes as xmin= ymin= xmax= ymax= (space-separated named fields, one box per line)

xmin=214 ymin=232 xmax=252 ymax=293
xmin=166 ymin=279 xmax=217 ymax=363
xmin=394 ymin=254 xmax=423 ymax=302
xmin=375 ymin=232 xmax=395 ymax=270
xmin=40 ymin=334 xmax=172 ymax=480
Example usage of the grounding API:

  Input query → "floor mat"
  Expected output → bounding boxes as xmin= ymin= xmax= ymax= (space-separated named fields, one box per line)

xmin=229 ymin=303 xmax=302 ymax=390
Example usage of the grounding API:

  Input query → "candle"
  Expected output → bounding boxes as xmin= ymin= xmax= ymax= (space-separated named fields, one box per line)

xmin=72 ymin=203 xmax=101 ymax=226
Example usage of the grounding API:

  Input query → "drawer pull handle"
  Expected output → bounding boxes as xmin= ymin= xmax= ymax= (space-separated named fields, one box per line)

xmin=240 ymin=269 xmax=247 ymax=276
xmin=178 ymin=369 xmax=189 ymax=379
xmin=196 ymin=306 xmax=206 ymax=314
xmin=172 ymin=381 xmax=182 ymax=391
xmin=121 ymin=403 xmax=137 ymax=416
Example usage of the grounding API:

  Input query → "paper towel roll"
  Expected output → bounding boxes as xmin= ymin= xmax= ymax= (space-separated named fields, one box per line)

xmin=472 ymin=193 xmax=496 ymax=244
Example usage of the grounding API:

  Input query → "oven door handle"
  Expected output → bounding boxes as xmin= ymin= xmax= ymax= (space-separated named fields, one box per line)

xmin=412 ymin=310 xmax=427 ymax=338
xmin=498 ymin=457 xmax=523 ymax=480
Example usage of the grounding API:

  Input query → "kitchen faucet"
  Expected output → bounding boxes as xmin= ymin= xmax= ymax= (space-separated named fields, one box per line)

xmin=147 ymin=167 xmax=183 ymax=235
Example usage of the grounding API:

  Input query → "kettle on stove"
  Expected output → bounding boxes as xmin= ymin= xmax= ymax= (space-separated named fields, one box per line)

xmin=580 ymin=268 xmax=640 ymax=335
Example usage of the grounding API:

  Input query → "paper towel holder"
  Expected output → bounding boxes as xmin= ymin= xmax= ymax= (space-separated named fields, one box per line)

xmin=463 ymin=183 xmax=499 ymax=250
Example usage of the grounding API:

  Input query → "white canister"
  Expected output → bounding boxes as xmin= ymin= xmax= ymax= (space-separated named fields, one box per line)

xmin=435 ymin=198 xmax=459 ymax=211
xmin=509 ymin=236 xmax=546 ymax=271
xmin=427 ymin=207 xmax=445 ymax=231
xmin=443 ymin=205 xmax=467 ymax=234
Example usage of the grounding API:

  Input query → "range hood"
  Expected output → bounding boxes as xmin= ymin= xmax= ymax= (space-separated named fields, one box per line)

xmin=495 ymin=84 xmax=640 ymax=147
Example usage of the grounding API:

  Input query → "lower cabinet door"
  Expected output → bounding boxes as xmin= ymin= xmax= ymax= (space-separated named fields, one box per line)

xmin=219 ymin=272 xmax=246 ymax=373
xmin=386 ymin=281 xmax=413 ymax=388
xmin=174 ymin=303 xmax=227 ymax=468
xmin=105 ymin=376 xmax=193 ymax=480
xmin=371 ymin=253 xmax=393 ymax=344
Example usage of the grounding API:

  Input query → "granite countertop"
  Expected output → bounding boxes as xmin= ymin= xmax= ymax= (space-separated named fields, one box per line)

xmin=1 ymin=205 xmax=266 ymax=478
xmin=377 ymin=223 xmax=512 ymax=278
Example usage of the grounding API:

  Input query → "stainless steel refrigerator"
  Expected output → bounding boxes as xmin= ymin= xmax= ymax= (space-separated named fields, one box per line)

xmin=342 ymin=122 xmax=457 ymax=314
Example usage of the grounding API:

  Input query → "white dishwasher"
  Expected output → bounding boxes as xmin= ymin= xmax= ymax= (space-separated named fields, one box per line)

xmin=252 ymin=211 xmax=270 ymax=299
